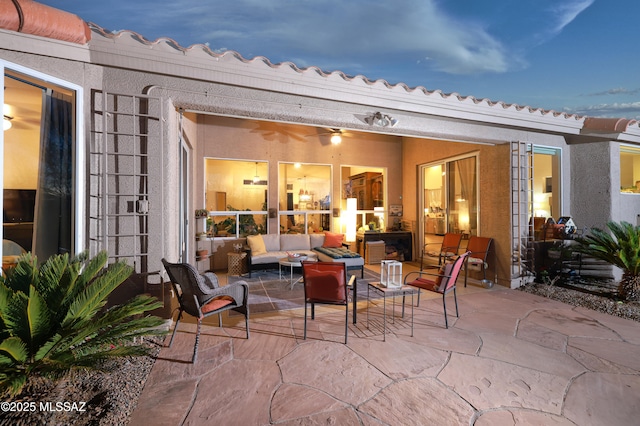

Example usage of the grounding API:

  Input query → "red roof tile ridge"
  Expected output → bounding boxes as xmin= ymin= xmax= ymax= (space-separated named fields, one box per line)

xmin=583 ymin=117 xmax=639 ymax=133
xmin=0 ymin=0 xmax=90 ymax=44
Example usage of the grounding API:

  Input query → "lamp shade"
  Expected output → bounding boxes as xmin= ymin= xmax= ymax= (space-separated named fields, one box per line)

xmin=345 ymin=197 xmax=357 ymax=243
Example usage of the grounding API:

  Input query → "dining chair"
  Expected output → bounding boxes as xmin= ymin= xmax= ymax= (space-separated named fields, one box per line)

xmin=464 ymin=236 xmax=493 ymax=287
xmin=422 ymin=232 xmax=463 ymax=269
xmin=404 ymin=251 xmax=470 ymax=328
xmin=301 ymin=261 xmax=355 ymax=344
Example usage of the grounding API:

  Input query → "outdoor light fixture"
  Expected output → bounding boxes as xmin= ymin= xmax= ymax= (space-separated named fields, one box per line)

xmin=330 ymin=131 xmax=342 ymax=144
xmin=366 ymin=111 xmax=398 ymax=127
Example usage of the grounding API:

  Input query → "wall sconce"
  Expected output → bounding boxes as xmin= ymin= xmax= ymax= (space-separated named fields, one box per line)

xmin=330 ymin=131 xmax=342 ymax=144
xmin=365 ymin=111 xmax=398 ymax=127
xmin=345 ymin=197 xmax=357 ymax=243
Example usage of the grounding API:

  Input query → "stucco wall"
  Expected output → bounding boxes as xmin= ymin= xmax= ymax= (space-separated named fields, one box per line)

xmin=570 ymin=142 xmax=613 ymax=230
xmin=401 ymin=138 xmax=513 ymax=286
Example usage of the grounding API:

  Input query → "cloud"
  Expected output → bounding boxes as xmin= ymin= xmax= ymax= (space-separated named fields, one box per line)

xmin=585 ymin=88 xmax=640 ymax=97
xmin=103 ymin=0 xmax=511 ymax=75
xmin=56 ymin=0 xmax=592 ymax=78
xmin=549 ymin=0 xmax=595 ymax=34
xmin=569 ymin=102 xmax=640 ymax=119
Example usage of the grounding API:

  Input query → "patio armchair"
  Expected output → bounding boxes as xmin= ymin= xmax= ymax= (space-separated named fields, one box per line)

xmin=422 ymin=232 xmax=463 ymax=269
xmin=301 ymin=261 xmax=355 ymax=344
xmin=404 ymin=252 xmax=470 ymax=328
xmin=161 ymin=259 xmax=249 ymax=363
xmin=464 ymin=236 xmax=493 ymax=287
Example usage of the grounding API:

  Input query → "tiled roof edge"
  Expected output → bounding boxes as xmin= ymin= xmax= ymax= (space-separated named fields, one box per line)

xmin=88 ymin=24 xmax=584 ymax=124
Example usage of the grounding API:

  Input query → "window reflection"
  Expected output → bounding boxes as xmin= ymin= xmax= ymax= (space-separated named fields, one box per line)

xmin=278 ymin=163 xmax=331 ymax=234
xmin=204 ymin=159 xmax=268 ymax=237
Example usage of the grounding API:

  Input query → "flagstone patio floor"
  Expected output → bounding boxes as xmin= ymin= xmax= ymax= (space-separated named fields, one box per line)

xmin=129 ymin=265 xmax=640 ymax=425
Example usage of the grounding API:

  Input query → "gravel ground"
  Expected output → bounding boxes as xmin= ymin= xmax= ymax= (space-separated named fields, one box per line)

xmin=0 ymin=337 xmax=163 ymax=426
xmin=3 ymin=282 xmax=639 ymax=426
xmin=517 ymin=280 xmax=640 ymax=322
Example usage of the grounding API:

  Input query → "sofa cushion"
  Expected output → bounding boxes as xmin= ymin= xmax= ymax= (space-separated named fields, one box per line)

xmin=262 ymin=234 xmax=281 ymax=252
xmin=280 ymin=234 xmax=311 ymax=251
xmin=322 ymin=232 xmax=344 ymax=248
xmin=309 ymin=233 xmax=325 ymax=249
xmin=314 ymin=246 xmax=361 ymax=259
xmin=314 ymin=251 xmax=364 ymax=268
xmin=252 ymin=250 xmax=317 ymax=265
xmin=247 ymin=235 xmax=267 ymax=256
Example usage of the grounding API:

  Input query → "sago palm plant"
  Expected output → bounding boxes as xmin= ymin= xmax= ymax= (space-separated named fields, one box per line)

xmin=575 ymin=221 xmax=640 ymax=301
xmin=0 ymin=251 xmax=166 ymax=396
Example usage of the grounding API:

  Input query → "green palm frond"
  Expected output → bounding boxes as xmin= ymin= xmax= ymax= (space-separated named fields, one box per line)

xmin=61 ymin=261 xmax=133 ymax=328
xmin=26 ymin=285 xmax=52 ymax=356
xmin=0 ymin=337 xmax=28 ymax=364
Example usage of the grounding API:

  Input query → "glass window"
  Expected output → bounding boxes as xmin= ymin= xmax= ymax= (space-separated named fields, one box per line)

xmin=3 ymin=71 xmax=78 ymax=261
xmin=620 ymin=145 xmax=640 ymax=193
xmin=341 ymin=166 xmax=386 ymax=232
xmin=530 ymin=146 xmax=561 ymax=218
xmin=278 ymin=162 xmax=331 ymax=234
xmin=204 ymin=159 xmax=268 ymax=237
xmin=422 ymin=156 xmax=477 ymax=237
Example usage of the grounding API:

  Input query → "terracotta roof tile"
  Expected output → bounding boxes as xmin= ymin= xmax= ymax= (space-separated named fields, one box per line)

xmin=0 ymin=0 xmax=90 ymax=44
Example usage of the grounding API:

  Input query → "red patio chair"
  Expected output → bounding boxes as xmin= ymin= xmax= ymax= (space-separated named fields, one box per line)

xmin=404 ymin=251 xmax=470 ymax=328
xmin=464 ymin=236 xmax=493 ymax=287
xmin=422 ymin=232 xmax=463 ymax=269
xmin=301 ymin=261 xmax=355 ymax=344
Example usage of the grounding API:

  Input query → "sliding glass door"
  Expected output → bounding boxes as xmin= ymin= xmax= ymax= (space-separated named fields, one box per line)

xmin=421 ymin=154 xmax=478 ymax=254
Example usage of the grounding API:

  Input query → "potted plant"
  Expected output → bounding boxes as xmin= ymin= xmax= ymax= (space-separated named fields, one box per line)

xmin=195 ymin=208 xmax=208 ymax=219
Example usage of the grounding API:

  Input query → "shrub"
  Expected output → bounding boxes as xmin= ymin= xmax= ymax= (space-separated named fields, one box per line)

xmin=0 ymin=251 xmax=166 ymax=396
xmin=575 ymin=221 xmax=640 ymax=301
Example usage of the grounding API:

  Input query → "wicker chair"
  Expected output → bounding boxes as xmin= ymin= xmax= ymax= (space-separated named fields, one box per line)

xmin=162 ymin=259 xmax=249 ymax=363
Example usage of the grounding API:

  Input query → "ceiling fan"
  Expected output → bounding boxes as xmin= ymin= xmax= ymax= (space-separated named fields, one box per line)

xmin=307 ymin=128 xmax=352 ymax=145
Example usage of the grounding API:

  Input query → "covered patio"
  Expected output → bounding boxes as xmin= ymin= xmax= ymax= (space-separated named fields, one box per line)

xmin=130 ymin=266 xmax=640 ymax=425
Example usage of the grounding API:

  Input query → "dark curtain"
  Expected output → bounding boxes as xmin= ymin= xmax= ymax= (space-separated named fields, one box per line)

xmin=33 ymin=89 xmax=73 ymax=261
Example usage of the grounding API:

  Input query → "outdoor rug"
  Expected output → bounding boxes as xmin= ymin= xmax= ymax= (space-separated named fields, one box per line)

xmin=228 ymin=267 xmax=384 ymax=315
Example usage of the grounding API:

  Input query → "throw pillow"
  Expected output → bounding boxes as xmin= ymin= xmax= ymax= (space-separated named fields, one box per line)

xmin=247 ymin=234 xmax=267 ymax=256
xmin=323 ymin=231 xmax=344 ymax=248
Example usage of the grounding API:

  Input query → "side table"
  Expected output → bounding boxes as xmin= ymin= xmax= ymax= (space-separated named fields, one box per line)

xmin=227 ymin=252 xmax=248 ymax=277
xmin=367 ymin=282 xmax=415 ymax=341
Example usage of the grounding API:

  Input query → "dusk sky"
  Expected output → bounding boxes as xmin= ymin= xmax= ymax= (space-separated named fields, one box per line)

xmin=41 ymin=0 xmax=640 ymax=119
